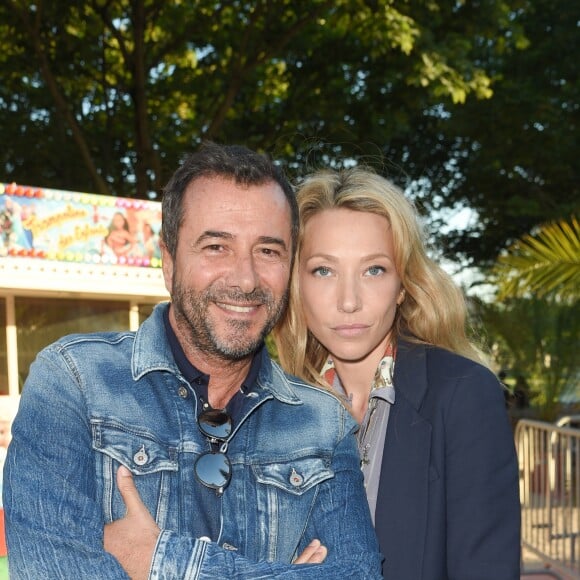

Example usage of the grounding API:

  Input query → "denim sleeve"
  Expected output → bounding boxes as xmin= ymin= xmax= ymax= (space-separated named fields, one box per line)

xmin=149 ymin=430 xmax=384 ymax=579
xmin=3 ymin=350 xmax=130 ymax=579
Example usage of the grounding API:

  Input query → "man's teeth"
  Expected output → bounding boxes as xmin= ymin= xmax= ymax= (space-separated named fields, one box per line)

xmin=220 ymin=303 xmax=254 ymax=313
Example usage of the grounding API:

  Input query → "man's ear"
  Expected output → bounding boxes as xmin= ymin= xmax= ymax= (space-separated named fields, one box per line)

xmin=159 ymin=238 xmax=173 ymax=295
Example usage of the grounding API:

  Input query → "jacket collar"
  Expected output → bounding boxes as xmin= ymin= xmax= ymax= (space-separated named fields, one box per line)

xmin=131 ymin=302 xmax=302 ymax=406
xmin=132 ymin=302 xmax=179 ymax=379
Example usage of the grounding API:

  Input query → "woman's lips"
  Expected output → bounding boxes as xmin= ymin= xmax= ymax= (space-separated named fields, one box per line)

xmin=332 ymin=324 xmax=369 ymax=337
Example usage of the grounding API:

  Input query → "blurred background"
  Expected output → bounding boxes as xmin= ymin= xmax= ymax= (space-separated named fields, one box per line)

xmin=0 ymin=1 xmax=578 ymax=577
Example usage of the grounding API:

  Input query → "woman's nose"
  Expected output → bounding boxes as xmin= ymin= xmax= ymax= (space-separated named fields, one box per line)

xmin=337 ymin=277 xmax=361 ymax=313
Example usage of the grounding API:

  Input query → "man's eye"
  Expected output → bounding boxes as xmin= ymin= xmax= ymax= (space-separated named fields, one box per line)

xmin=257 ymin=247 xmax=286 ymax=260
xmin=204 ymin=244 xmax=224 ymax=251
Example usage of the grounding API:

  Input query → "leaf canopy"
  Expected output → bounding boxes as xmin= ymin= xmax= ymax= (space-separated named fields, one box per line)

xmin=0 ymin=0 xmax=577 ymax=266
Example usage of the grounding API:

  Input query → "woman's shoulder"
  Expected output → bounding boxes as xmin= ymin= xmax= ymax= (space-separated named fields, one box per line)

xmin=400 ymin=338 xmax=493 ymax=377
xmin=397 ymin=339 xmax=503 ymax=405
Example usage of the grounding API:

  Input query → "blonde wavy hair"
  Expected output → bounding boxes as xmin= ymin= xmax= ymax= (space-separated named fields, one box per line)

xmin=272 ymin=167 xmax=487 ymax=387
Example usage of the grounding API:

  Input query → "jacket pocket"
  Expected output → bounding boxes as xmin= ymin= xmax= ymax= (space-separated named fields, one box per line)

xmin=252 ymin=456 xmax=334 ymax=496
xmin=92 ymin=420 xmax=178 ymax=473
xmin=91 ymin=420 xmax=178 ymax=524
xmin=247 ymin=457 xmax=335 ymax=562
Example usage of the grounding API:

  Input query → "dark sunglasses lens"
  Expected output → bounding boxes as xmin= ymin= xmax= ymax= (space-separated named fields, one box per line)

xmin=195 ymin=452 xmax=232 ymax=490
xmin=198 ymin=409 xmax=232 ymax=440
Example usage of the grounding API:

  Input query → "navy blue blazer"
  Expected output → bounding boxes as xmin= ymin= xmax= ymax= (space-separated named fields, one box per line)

xmin=374 ymin=340 xmax=521 ymax=579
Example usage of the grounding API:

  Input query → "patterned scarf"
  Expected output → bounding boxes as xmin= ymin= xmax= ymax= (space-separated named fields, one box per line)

xmin=321 ymin=342 xmax=396 ymax=403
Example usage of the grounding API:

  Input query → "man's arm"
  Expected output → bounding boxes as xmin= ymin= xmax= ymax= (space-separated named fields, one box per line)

xmin=104 ymin=467 xmax=328 ymax=580
xmin=106 ymin=431 xmax=383 ymax=579
xmin=4 ymin=350 xmax=130 ymax=579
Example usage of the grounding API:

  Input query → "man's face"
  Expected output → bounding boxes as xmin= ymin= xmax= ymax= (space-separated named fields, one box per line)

xmin=162 ymin=176 xmax=292 ymax=362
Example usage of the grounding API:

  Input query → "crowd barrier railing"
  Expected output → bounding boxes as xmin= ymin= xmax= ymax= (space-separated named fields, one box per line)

xmin=516 ymin=417 xmax=580 ymax=576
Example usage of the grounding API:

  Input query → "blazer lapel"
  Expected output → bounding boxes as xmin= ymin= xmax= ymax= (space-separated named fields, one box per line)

xmin=375 ymin=339 xmax=432 ymax=577
xmin=393 ymin=339 xmax=429 ymax=410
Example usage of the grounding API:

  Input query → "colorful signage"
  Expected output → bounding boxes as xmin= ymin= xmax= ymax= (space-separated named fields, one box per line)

xmin=0 ymin=183 xmax=162 ymax=268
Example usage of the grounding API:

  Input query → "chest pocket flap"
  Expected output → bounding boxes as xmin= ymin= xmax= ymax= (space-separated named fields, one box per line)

xmin=92 ymin=421 xmax=178 ymax=475
xmin=252 ymin=457 xmax=334 ymax=496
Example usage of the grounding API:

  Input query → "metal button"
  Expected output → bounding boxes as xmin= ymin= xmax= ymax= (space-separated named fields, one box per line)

xmin=178 ymin=386 xmax=189 ymax=399
xmin=133 ymin=445 xmax=149 ymax=466
xmin=289 ymin=468 xmax=303 ymax=487
xmin=222 ymin=543 xmax=238 ymax=551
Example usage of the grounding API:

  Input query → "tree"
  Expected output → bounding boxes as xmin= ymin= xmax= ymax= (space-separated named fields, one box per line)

xmin=1 ymin=1 xmax=576 ymax=267
xmin=0 ymin=0 xmax=520 ymax=202
xmin=473 ymin=296 xmax=579 ymax=421
xmin=473 ymin=214 xmax=580 ymax=420
xmin=408 ymin=0 xmax=579 ymax=265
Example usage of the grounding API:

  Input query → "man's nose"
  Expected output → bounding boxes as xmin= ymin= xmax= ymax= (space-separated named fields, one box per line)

xmin=227 ymin=254 xmax=260 ymax=294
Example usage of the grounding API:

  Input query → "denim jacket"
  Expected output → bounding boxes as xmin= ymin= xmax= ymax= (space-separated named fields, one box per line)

xmin=4 ymin=303 xmax=382 ymax=579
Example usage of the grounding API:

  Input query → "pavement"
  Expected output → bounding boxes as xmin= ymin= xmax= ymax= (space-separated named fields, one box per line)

xmin=521 ymin=546 xmax=579 ymax=579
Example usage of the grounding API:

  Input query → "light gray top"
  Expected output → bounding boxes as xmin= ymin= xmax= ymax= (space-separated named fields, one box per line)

xmin=324 ymin=354 xmax=396 ymax=523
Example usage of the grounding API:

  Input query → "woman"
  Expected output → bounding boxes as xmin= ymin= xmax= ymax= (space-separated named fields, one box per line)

xmin=103 ymin=211 xmax=135 ymax=257
xmin=274 ymin=167 xmax=520 ymax=579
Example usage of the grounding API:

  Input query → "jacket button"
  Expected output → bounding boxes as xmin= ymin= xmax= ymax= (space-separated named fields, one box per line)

xmin=178 ymin=386 xmax=189 ymax=399
xmin=133 ymin=445 xmax=149 ymax=466
xmin=222 ymin=543 xmax=238 ymax=551
xmin=289 ymin=468 xmax=303 ymax=487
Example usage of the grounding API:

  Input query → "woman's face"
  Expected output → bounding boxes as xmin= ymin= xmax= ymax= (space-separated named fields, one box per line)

xmin=113 ymin=213 xmax=126 ymax=229
xmin=299 ymin=208 xmax=403 ymax=365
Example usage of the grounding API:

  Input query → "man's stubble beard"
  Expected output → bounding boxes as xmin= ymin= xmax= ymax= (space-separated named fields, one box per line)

xmin=171 ymin=279 xmax=288 ymax=361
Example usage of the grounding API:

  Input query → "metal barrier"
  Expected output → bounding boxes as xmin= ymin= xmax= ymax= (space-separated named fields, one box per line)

xmin=516 ymin=418 xmax=580 ymax=576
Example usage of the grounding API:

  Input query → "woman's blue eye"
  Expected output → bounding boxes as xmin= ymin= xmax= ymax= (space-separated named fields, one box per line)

xmin=367 ymin=265 xmax=385 ymax=276
xmin=313 ymin=266 xmax=331 ymax=277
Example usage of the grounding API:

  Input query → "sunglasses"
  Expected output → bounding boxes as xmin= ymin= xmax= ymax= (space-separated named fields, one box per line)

xmin=194 ymin=407 xmax=233 ymax=495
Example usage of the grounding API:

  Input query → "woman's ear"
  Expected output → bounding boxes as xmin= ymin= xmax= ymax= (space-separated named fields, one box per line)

xmin=397 ymin=288 xmax=406 ymax=306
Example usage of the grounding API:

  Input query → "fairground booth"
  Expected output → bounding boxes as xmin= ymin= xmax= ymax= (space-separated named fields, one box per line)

xmin=0 ymin=181 xmax=169 ymax=414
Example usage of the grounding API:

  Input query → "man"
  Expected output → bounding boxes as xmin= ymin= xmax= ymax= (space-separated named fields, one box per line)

xmin=4 ymin=143 xmax=382 ymax=578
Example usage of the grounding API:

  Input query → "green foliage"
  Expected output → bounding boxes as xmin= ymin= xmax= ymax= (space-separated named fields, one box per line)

xmin=476 ymin=214 xmax=580 ymax=420
xmin=414 ymin=0 xmax=579 ymax=264
xmin=474 ymin=296 xmax=579 ymax=421
xmin=493 ymin=217 xmax=580 ymax=302
xmin=1 ymin=0 xmax=511 ymax=200
xmin=0 ymin=0 xmax=576 ymax=268
xmin=265 ymin=334 xmax=279 ymax=364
